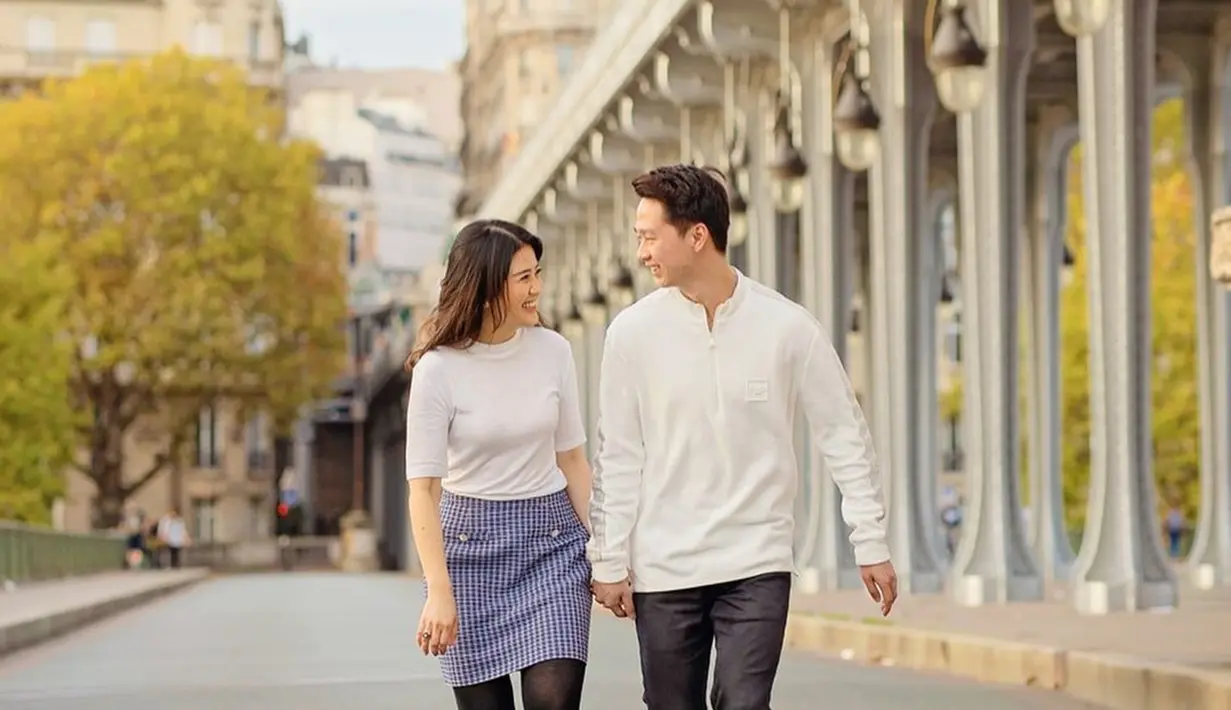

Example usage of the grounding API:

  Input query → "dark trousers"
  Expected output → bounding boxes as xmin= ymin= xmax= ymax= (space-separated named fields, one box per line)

xmin=633 ymin=571 xmax=791 ymax=710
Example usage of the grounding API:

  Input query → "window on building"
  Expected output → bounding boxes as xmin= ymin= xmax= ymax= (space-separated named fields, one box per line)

xmin=555 ymin=45 xmax=574 ymax=78
xmin=192 ymin=21 xmax=224 ymax=56
xmin=195 ymin=404 xmax=219 ymax=468
xmin=247 ymin=20 xmax=261 ymax=61
xmin=245 ymin=410 xmax=268 ymax=469
xmin=25 ymin=16 xmax=55 ymax=53
xmin=348 ymin=231 xmax=358 ymax=266
xmin=191 ymin=498 xmax=216 ymax=542
xmin=84 ymin=19 xmax=116 ymax=57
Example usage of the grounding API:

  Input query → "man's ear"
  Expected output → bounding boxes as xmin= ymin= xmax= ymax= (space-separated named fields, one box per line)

xmin=691 ymin=224 xmax=710 ymax=252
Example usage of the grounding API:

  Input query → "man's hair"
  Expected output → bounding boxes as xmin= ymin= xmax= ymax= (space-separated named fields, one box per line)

xmin=630 ymin=163 xmax=730 ymax=253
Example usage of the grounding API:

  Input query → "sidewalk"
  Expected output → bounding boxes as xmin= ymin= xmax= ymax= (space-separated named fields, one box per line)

xmin=787 ymin=584 xmax=1231 ymax=710
xmin=0 ymin=569 xmax=207 ymax=657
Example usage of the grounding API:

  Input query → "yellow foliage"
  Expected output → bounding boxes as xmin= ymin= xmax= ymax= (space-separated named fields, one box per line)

xmin=0 ymin=50 xmax=348 ymax=525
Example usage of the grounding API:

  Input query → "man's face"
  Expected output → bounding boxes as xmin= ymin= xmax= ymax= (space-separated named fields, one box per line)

xmin=634 ymin=198 xmax=697 ymax=288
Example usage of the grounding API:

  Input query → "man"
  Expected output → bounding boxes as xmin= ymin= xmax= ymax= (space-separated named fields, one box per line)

xmin=587 ymin=164 xmax=896 ymax=710
xmin=156 ymin=509 xmax=190 ymax=569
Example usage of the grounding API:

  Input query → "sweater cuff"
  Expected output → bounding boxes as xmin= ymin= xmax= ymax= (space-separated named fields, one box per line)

xmin=590 ymin=558 xmax=630 ymax=584
xmin=853 ymin=540 xmax=892 ymax=567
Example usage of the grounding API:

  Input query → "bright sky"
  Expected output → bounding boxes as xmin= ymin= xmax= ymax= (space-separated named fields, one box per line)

xmin=280 ymin=0 xmax=465 ymax=70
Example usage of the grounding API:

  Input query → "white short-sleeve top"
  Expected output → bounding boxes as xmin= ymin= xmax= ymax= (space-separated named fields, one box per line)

xmin=404 ymin=326 xmax=587 ymax=500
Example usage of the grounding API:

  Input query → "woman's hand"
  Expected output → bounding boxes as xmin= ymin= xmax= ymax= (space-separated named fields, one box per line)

xmin=417 ymin=588 xmax=459 ymax=656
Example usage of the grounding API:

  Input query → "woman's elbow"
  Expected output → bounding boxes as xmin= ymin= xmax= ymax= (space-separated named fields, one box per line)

xmin=556 ymin=446 xmax=589 ymax=473
xmin=408 ymin=477 xmax=442 ymax=500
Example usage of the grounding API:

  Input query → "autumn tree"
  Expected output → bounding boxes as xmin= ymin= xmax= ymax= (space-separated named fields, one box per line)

xmin=0 ymin=49 xmax=348 ymax=528
xmin=0 ymin=237 xmax=78 ymax=524
xmin=1060 ymin=98 xmax=1201 ymax=530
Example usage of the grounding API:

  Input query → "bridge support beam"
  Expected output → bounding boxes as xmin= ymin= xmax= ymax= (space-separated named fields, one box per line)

xmin=1070 ymin=0 xmax=1176 ymax=614
xmin=949 ymin=0 xmax=1043 ymax=606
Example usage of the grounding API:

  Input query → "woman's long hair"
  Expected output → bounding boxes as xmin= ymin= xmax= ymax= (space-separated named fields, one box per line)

xmin=404 ymin=219 xmax=544 ymax=370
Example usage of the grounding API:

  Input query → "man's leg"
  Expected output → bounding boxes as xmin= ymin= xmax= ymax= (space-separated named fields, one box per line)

xmin=709 ymin=572 xmax=791 ymax=710
xmin=633 ymin=586 xmax=714 ymax=710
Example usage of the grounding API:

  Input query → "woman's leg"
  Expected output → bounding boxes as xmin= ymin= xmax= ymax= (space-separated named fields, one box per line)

xmin=520 ymin=659 xmax=586 ymax=710
xmin=452 ymin=675 xmax=516 ymax=710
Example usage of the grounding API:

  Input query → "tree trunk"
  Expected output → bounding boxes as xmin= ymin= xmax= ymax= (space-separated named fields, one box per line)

xmin=90 ymin=486 xmax=126 ymax=530
xmin=87 ymin=399 xmax=129 ymax=531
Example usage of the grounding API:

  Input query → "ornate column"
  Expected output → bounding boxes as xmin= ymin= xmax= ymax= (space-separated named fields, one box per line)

xmin=865 ymin=0 xmax=944 ymax=594
xmin=949 ymin=0 xmax=1042 ymax=607
xmin=1070 ymin=0 xmax=1176 ymax=613
xmin=1172 ymin=37 xmax=1231 ymax=590
xmin=797 ymin=27 xmax=860 ymax=591
xmin=1023 ymin=106 xmax=1078 ymax=587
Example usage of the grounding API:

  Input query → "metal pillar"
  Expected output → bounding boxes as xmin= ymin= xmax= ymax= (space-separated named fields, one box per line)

xmin=1070 ymin=0 xmax=1176 ymax=613
xmin=749 ymin=83 xmax=779 ymax=287
xmin=1023 ymin=108 xmax=1078 ymax=588
xmin=950 ymin=0 xmax=1042 ymax=606
xmin=865 ymin=0 xmax=944 ymax=593
xmin=1183 ymin=40 xmax=1231 ymax=590
xmin=798 ymin=32 xmax=860 ymax=592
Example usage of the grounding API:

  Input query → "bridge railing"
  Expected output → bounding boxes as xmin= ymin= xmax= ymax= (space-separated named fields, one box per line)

xmin=0 ymin=521 xmax=125 ymax=583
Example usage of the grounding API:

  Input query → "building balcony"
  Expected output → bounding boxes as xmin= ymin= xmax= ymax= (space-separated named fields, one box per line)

xmin=0 ymin=48 xmax=284 ymax=89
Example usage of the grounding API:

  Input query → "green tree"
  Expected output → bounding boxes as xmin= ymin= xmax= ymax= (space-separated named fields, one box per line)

xmin=0 ymin=238 xmax=78 ymax=524
xmin=0 ymin=49 xmax=348 ymax=528
xmin=1060 ymin=98 xmax=1201 ymax=530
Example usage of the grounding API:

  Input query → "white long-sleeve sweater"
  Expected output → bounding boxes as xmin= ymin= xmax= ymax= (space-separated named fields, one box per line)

xmin=586 ymin=269 xmax=890 ymax=592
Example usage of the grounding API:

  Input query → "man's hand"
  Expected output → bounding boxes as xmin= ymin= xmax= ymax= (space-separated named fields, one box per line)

xmin=859 ymin=560 xmax=898 ymax=617
xmin=592 ymin=578 xmax=636 ymax=620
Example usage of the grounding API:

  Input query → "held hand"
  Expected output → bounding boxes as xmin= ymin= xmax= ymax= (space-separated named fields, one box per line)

xmin=592 ymin=578 xmax=636 ymax=620
xmin=417 ymin=588 xmax=459 ymax=656
xmin=859 ymin=560 xmax=899 ymax=617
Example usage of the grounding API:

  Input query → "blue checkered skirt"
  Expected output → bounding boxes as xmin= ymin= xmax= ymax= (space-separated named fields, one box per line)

xmin=434 ymin=488 xmax=592 ymax=687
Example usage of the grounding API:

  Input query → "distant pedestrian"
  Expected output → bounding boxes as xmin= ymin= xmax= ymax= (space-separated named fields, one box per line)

xmin=156 ymin=510 xmax=189 ymax=569
xmin=404 ymin=219 xmax=593 ymax=710
xmin=1165 ymin=507 xmax=1185 ymax=559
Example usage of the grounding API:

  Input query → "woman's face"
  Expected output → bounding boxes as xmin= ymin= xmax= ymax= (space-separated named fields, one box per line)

xmin=499 ymin=244 xmax=542 ymax=328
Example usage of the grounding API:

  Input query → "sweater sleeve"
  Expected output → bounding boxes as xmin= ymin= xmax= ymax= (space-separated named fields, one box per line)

xmin=798 ymin=325 xmax=891 ymax=566
xmin=586 ymin=328 xmax=644 ymax=583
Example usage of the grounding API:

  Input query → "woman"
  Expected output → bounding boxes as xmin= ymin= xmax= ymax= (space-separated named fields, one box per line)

xmin=404 ymin=219 xmax=594 ymax=710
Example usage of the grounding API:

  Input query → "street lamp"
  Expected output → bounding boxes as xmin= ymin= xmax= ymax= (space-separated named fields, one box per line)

xmin=927 ymin=0 xmax=989 ymax=114
xmin=768 ymin=96 xmax=808 ymax=212
xmin=833 ymin=69 xmax=881 ymax=172
xmin=561 ymin=298 xmax=585 ymax=340
xmin=1052 ymin=0 xmax=1110 ymax=38
xmin=610 ymin=261 xmax=636 ymax=310
xmin=580 ymin=276 xmax=609 ymax=326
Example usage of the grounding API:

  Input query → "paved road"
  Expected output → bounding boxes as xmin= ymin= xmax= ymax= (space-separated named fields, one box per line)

xmin=0 ymin=574 xmax=1104 ymax=709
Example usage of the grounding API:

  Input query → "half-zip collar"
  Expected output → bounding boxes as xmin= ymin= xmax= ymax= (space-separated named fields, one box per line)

xmin=670 ymin=267 xmax=751 ymax=330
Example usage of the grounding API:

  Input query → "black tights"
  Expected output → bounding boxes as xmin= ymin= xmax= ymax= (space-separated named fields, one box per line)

xmin=452 ymin=659 xmax=586 ymax=710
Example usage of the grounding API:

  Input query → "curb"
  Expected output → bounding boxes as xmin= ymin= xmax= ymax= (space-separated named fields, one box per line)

xmin=785 ymin=612 xmax=1231 ymax=710
xmin=0 ymin=571 xmax=209 ymax=658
